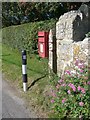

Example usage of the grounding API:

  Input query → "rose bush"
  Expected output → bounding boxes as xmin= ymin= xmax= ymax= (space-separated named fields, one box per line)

xmin=50 ymin=59 xmax=90 ymax=118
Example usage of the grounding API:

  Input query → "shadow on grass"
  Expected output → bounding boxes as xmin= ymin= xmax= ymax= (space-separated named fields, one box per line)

xmin=2 ymin=58 xmax=47 ymax=75
xmin=28 ymin=74 xmax=47 ymax=90
xmin=2 ymin=54 xmax=11 ymax=56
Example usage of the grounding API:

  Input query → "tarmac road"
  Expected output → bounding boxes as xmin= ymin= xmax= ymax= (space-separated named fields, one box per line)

xmin=1 ymin=76 xmax=37 ymax=118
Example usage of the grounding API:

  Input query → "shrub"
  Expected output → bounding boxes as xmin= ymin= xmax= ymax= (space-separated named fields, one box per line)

xmin=86 ymin=32 xmax=90 ymax=37
xmin=2 ymin=19 xmax=56 ymax=54
xmin=50 ymin=59 xmax=90 ymax=118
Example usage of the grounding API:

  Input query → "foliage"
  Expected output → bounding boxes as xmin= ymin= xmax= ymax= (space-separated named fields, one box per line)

xmin=50 ymin=59 xmax=90 ymax=118
xmin=2 ymin=2 xmax=82 ymax=27
xmin=19 ymin=2 xmax=68 ymax=20
xmin=2 ymin=19 xmax=56 ymax=54
xmin=2 ymin=2 xmax=21 ymax=27
xmin=86 ymin=32 xmax=90 ymax=37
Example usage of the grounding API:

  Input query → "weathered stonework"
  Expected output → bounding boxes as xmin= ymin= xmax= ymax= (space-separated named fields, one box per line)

xmin=57 ymin=38 xmax=88 ymax=77
xmin=48 ymin=29 xmax=53 ymax=70
xmin=49 ymin=4 xmax=90 ymax=77
xmin=56 ymin=10 xmax=89 ymax=41
xmin=48 ymin=28 xmax=57 ymax=74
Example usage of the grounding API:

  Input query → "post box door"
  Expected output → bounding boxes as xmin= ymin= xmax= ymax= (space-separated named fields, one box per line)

xmin=39 ymin=43 xmax=44 ymax=53
xmin=38 ymin=37 xmax=45 ymax=42
xmin=38 ymin=42 xmax=45 ymax=58
xmin=38 ymin=31 xmax=49 ymax=58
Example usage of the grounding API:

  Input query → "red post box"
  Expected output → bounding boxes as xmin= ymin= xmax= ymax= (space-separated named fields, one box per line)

xmin=38 ymin=31 xmax=49 ymax=58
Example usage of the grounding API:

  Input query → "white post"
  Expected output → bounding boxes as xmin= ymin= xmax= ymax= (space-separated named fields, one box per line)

xmin=22 ymin=50 xmax=27 ymax=92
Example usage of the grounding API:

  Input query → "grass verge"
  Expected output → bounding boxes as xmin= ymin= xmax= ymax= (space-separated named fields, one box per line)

xmin=0 ymin=43 xmax=2 ymax=71
xmin=2 ymin=44 xmax=53 ymax=117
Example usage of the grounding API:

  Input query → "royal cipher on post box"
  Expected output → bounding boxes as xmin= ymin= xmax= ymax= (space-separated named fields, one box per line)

xmin=38 ymin=31 xmax=49 ymax=58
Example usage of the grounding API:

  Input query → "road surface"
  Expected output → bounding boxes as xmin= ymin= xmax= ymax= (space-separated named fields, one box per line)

xmin=1 ymin=76 xmax=37 ymax=118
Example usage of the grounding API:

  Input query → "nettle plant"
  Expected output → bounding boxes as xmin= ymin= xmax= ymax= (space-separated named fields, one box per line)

xmin=50 ymin=59 xmax=90 ymax=118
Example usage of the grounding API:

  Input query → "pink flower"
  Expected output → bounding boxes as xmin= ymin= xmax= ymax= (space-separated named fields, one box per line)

xmin=77 ymin=86 xmax=81 ymax=91
xmin=68 ymin=83 xmax=76 ymax=92
xmin=68 ymin=83 xmax=72 ymax=87
xmin=77 ymin=87 xmax=85 ymax=93
xmin=67 ymin=90 xmax=71 ymax=94
xmin=79 ymin=102 xmax=84 ymax=106
xmin=72 ymin=87 xmax=76 ymax=92
xmin=79 ymin=69 xmax=84 ymax=73
xmin=58 ymin=79 xmax=63 ymax=83
xmin=65 ymin=70 xmax=71 ymax=75
xmin=75 ymin=59 xmax=80 ymax=66
xmin=61 ymin=83 xmax=66 ymax=87
xmin=81 ymin=88 xmax=85 ymax=94
xmin=51 ymin=99 xmax=55 ymax=103
xmin=87 ymin=81 xmax=90 ymax=85
xmin=56 ymin=84 xmax=60 ymax=89
xmin=75 ymin=59 xmax=85 ymax=69
xmin=52 ymin=93 xmax=56 ymax=97
xmin=78 ymin=63 xmax=84 ymax=69
xmin=62 ymin=98 xmax=66 ymax=104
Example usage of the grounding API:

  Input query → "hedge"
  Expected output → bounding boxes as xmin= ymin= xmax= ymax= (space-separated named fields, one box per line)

xmin=2 ymin=19 xmax=57 ymax=54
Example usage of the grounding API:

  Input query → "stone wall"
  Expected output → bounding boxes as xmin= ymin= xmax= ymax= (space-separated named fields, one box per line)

xmin=49 ymin=3 xmax=90 ymax=77
xmin=57 ymin=37 xmax=88 ymax=77
xmin=56 ymin=10 xmax=89 ymax=42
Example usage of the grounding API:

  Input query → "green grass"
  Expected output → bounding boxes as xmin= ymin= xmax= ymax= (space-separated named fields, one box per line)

xmin=2 ymin=43 xmax=52 ymax=117
xmin=2 ymin=44 xmax=48 ymax=78
xmin=0 ymin=43 xmax=2 ymax=71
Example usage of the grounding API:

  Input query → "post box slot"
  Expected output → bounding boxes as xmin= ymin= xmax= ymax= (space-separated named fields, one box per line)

xmin=38 ymin=31 xmax=45 ymax=36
